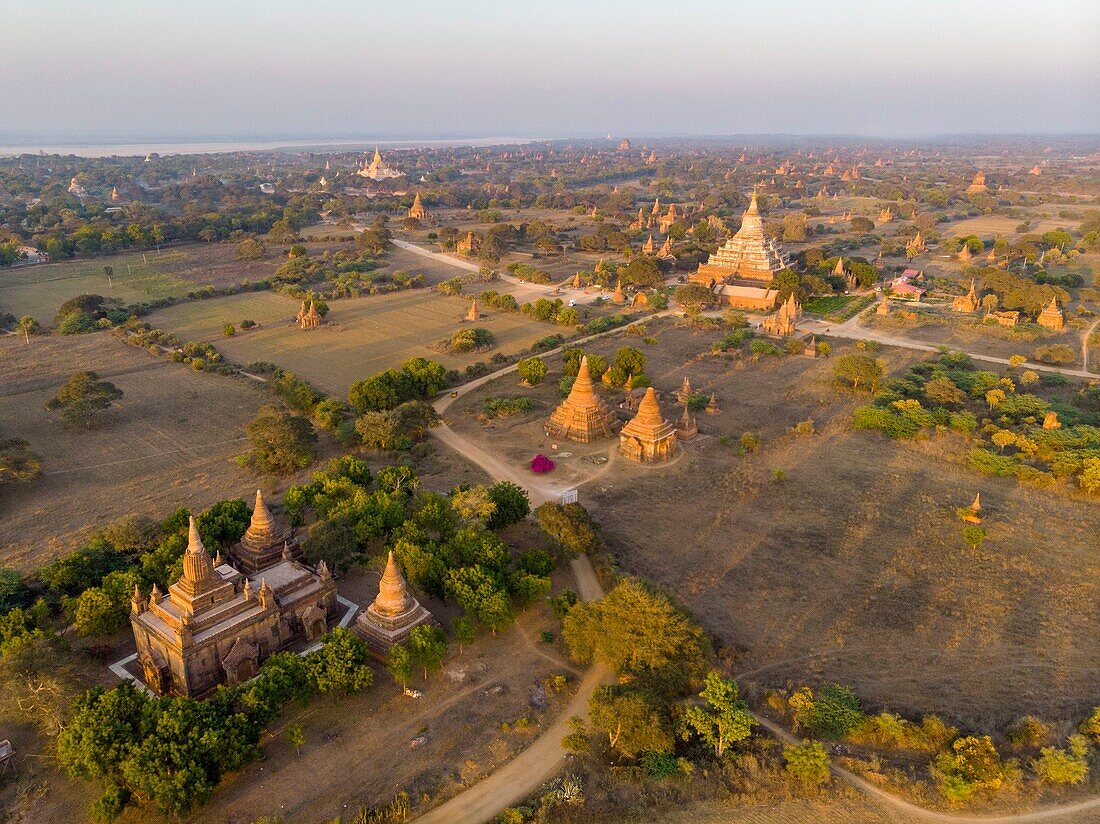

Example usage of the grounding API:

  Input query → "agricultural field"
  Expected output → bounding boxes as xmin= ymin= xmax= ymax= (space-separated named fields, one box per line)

xmin=802 ymin=294 xmax=874 ymax=322
xmin=447 ymin=319 xmax=1100 ymax=729
xmin=0 ymin=238 xmax=352 ymax=325
xmin=940 ymin=213 xmax=1072 ymax=239
xmin=0 ymin=331 xmax=274 ymax=569
xmin=145 ymin=287 xmax=570 ymax=396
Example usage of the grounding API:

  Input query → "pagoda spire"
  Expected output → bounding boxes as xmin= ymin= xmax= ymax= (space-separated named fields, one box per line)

xmin=372 ymin=551 xmax=415 ymax=617
xmin=182 ymin=516 xmax=214 ymax=586
xmin=746 ymin=187 xmax=760 ymax=215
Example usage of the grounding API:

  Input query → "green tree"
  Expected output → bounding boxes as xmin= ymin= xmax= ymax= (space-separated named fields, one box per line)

xmin=932 ymin=735 xmax=1009 ymax=802
xmin=408 ymin=624 xmax=448 ymax=681
xmin=307 ymin=628 xmax=374 ymax=694
xmin=833 ymin=354 xmax=884 ymax=393
xmin=451 ymin=615 xmax=475 ymax=653
xmin=387 ymin=643 xmax=413 ymax=691
xmin=679 ymin=671 xmax=756 ymax=758
xmin=535 ymin=502 xmax=599 ymax=555
xmin=16 ymin=315 xmax=39 ymax=343
xmin=237 ymin=238 xmax=266 ymax=260
xmin=588 ymin=685 xmax=674 ymax=757
xmin=487 ymin=481 xmax=530 ymax=529
xmin=244 ymin=406 xmax=317 ymax=474
xmin=285 ymin=723 xmax=305 ymax=757
xmin=674 ymin=283 xmax=716 ymax=313
xmin=562 ymin=578 xmax=706 ymax=688
xmin=784 ymin=740 xmax=831 ymax=788
xmin=1031 ymin=739 xmax=1088 ymax=786
xmin=302 ymin=515 xmax=359 ymax=571
xmin=0 ymin=436 xmax=41 ymax=484
xmin=516 ymin=356 xmax=548 ymax=386
xmin=46 ymin=371 xmax=124 ymax=427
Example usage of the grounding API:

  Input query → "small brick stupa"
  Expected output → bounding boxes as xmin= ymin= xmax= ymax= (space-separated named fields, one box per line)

xmin=546 ymin=355 xmax=618 ymax=442
xmin=353 ymin=551 xmax=436 ymax=656
xmin=230 ymin=490 xmax=300 ymax=574
xmin=619 ymin=387 xmax=677 ymax=463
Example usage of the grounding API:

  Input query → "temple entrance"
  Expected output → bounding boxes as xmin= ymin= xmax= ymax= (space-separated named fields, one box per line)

xmin=234 ymin=659 xmax=255 ymax=684
xmin=307 ymin=618 xmax=326 ymax=641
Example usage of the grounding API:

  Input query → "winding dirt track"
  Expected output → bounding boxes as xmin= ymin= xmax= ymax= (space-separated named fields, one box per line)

xmin=405 ymin=239 xmax=1100 ymax=823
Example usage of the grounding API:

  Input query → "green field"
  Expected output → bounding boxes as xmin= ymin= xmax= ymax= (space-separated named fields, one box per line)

xmin=803 ymin=293 xmax=873 ymax=321
xmin=0 ymin=252 xmax=192 ymax=322
xmin=145 ymin=288 xmax=569 ymax=395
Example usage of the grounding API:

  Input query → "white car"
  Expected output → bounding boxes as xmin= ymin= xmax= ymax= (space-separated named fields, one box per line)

xmin=568 ymin=299 xmax=578 ymax=307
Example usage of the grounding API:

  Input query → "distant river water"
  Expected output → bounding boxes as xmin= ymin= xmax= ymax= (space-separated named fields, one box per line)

xmin=0 ymin=136 xmax=538 ymax=158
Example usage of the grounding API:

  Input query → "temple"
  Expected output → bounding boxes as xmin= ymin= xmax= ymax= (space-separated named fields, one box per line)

xmin=965 ymin=171 xmax=988 ymax=194
xmin=358 ymin=147 xmax=403 ymax=181
xmin=352 ymin=551 xmax=436 ymax=657
xmin=407 ymin=192 xmax=430 ymax=222
xmin=1036 ymin=297 xmax=1064 ymax=331
xmin=296 ymin=299 xmax=322 ymax=329
xmin=546 ymin=356 xmax=618 ymax=442
xmin=953 ymin=280 xmax=980 ymax=313
xmin=619 ymin=387 xmax=677 ymax=463
xmin=762 ymin=294 xmax=801 ymax=337
xmin=692 ymin=191 xmax=790 ymax=285
xmin=230 ymin=490 xmax=301 ymax=574
xmin=130 ymin=516 xmax=338 ymax=697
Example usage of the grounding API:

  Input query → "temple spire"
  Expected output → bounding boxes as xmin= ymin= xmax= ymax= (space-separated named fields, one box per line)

xmin=182 ymin=516 xmax=214 ymax=586
xmin=372 ymin=551 xmax=414 ymax=617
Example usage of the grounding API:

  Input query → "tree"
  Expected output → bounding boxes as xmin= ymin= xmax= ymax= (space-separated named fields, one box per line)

xmin=850 ymin=216 xmax=875 ymax=233
xmin=307 ymin=628 xmax=374 ymax=694
xmin=285 ymin=723 xmax=305 ymax=757
xmin=535 ymin=502 xmax=599 ymax=555
xmin=244 ymin=406 xmax=316 ymax=474
xmin=679 ymin=672 xmax=756 ymax=758
xmin=408 ymin=624 xmax=448 ymax=681
xmin=0 ymin=437 xmax=41 ymax=484
xmin=1032 ymin=739 xmax=1089 ymax=786
xmin=619 ymin=256 xmax=662 ymax=287
xmin=588 ymin=685 xmax=674 ymax=757
xmin=985 ymin=389 xmax=1006 ymax=410
xmin=451 ymin=615 xmax=475 ymax=653
xmin=784 ymin=740 xmax=831 ymax=788
xmin=237 ymin=238 xmax=266 ymax=260
xmin=516 ymin=357 xmax=548 ymax=386
xmin=387 ymin=643 xmax=413 ymax=691
xmin=16 ymin=315 xmax=39 ymax=343
xmin=46 ymin=371 xmax=123 ymax=427
xmin=782 ymin=212 xmax=807 ymax=242
xmin=833 ymin=354 xmax=884 ymax=393
xmin=932 ymin=735 xmax=1009 ymax=802
xmin=793 ymin=684 xmax=864 ymax=739
xmin=562 ymin=578 xmax=706 ymax=688
xmin=487 ymin=482 xmax=530 ymax=530
xmin=302 ymin=515 xmax=359 ymax=571
xmin=924 ymin=377 xmax=966 ymax=407
xmin=991 ymin=430 xmax=1016 ymax=453
xmin=675 ymin=283 xmax=716 ymax=313
xmin=450 ymin=485 xmax=497 ymax=527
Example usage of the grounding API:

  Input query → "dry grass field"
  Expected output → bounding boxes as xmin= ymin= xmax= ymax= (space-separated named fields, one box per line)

xmin=146 ymin=288 xmax=568 ymax=396
xmin=449 ymin=319 xmax=1100 ymax=729
xmin=0 ymin=331 xmax=272 ymax=570
xmin=0 ymin=240 xmax=349 ymax=325
xmin=941 ymin=213 xmax=1071 ymax=238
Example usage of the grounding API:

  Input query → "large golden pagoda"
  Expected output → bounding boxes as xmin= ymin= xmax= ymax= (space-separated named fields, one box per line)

xmin=619 ymin=387 xmax=677 ymax=463
xmin=546 ymin=356 xmax=618 ymax=442
xmin=692 ymin=190 xmax=790 ymax=285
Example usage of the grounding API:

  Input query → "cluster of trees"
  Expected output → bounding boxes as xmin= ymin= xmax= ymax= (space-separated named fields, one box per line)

xmin=557 ymin=346 xmax=648 ymax=396
xmin=46 ymin=371 xmax=124 ymax=427
xmin=348 ymin=357 xmax=448 ymax=413
xmin=520 ymin=297 xmax=579 ymax=328
xmin=850 ymin=351 xmax=1100 ymax=493
xmin=57 ymin=628 xmax=373 ymax=818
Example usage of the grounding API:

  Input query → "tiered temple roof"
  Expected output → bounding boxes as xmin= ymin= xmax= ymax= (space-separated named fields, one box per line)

xmin=1037 ymin=297 xmax=1064 ymax=330
xmin=619 ymin=387 xmax=677 ymax=463
xmin=692 ymin=191 xmax=790 ymax=284
xmin=546 ymin=356 xmax=618 ymax=442
xmin=953 ymin=280 xmax=980 ymax=313
xmin=763 ymin=294 xmax=801 ymax=337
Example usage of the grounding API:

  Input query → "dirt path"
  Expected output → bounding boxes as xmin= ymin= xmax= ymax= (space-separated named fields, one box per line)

xmin=420 ymin=320 xmax=1100 ymax=824
xmin=413 ymin=556 xmax=611 ymax=824
xmin=1082 ymin=317 xmax=1100 ymax=373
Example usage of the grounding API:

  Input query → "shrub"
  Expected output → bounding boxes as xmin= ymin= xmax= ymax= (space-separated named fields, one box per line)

xmin=739 ymin=432 xmax=759 ymax=452
xmin=784 ymin=740 xmax=830 ymax=788
xmin=1031 ymin=740 xmax=1088 ymax=786
xmin=1033 ymin=344 xmax=1075 ymax=365
xmin=932 ymin=735 xmax=1012 ymax=803
xmin=516 ymin=357 xmax=548 ymax=386
xmin=483 ymin=396 xmax=535 ymax=418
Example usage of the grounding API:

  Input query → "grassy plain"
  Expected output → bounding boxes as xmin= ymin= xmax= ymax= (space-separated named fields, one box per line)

xmin=0 ymin=331 xmax=271 ymax=569
xmin=448 ymin=319 xmax=1100 ymax=729
xmin=0 ymin=240 xmax=352 ymax=325
xmin=146 ymin=289 xmax=569 ymax=396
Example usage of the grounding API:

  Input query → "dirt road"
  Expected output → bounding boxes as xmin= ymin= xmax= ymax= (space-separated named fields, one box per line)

xmin=414 ymin=557 xmax=610 ymax=824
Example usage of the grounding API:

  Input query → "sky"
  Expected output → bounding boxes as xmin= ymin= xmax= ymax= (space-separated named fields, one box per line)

xmin=2 ymin=0 xmax=1098 ymax=142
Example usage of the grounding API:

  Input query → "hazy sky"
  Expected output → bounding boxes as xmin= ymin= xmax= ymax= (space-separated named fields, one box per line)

xmin=2 ymin=0 xmax=1098 ymax=141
